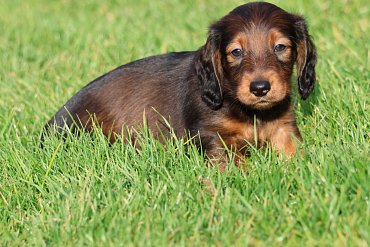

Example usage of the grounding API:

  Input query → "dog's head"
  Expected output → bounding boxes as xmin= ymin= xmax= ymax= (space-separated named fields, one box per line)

xmin=196 ymin=2 xmax=317 ymax=110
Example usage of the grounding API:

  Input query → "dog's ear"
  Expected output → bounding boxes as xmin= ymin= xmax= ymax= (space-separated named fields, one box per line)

xmin=195 ymin=29 xmax=224 ymax=110
xmin=294 ymin=16 xmax=317 ymax=100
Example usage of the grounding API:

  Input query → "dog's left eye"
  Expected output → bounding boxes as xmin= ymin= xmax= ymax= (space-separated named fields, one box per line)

xmin=230 ymin=48 xmax=243 ymax=58
xmin=274 ymin=44 xmax=287 ymax=53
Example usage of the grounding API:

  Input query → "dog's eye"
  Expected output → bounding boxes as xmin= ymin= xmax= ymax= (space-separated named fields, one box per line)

xmin=274 ymin=44 xmax=287 ymax=53
xmin=230 ymin=48 xmax=243 ymax=58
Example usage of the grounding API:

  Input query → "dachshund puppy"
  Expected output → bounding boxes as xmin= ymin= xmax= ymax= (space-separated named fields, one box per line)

xmin=43 ymin=2 xmax=317 ymax=163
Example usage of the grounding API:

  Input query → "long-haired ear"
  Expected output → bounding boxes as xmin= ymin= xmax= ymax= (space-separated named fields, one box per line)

xmin=294 ymin=16 xmax=317 ymax=100
xmin=195 ymin=29 xmax=224 ymax=110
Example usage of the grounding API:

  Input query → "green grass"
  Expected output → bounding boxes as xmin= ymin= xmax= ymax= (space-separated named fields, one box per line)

xmin=0 ymin=0 xmax=369 ymax=246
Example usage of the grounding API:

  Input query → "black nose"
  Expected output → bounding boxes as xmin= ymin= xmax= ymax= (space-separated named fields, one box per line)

xmin=249 ymin=80 xmax=271 ymax=97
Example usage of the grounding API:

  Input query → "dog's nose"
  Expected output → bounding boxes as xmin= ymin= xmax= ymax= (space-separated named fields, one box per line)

xmin=249 ymin=80 xmax=271 ymax=97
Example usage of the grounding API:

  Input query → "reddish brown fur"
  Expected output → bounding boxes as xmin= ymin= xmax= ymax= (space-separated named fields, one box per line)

xmin=43 ymin=2 xmax=317 ymax=167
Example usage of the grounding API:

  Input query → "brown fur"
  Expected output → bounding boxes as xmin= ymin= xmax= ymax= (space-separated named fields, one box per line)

xmin=42 ymin=2 xmax=317 ymax=167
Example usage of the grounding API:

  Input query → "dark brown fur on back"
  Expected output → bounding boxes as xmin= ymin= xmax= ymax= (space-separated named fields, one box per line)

xmin=43 ymin=2 xmax=317 ymax=165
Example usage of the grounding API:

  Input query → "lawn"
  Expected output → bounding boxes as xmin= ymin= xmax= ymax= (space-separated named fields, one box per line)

xmin=0 ymin=0 xmax=369 ymax=246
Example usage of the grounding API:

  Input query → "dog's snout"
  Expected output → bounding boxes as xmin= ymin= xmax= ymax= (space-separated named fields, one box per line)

xmin=249 ymin=80 xmax=271 ymax=97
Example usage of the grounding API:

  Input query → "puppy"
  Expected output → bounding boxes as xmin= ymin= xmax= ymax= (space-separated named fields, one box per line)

xmin=43 ymin=2 xmax=317 ymax=164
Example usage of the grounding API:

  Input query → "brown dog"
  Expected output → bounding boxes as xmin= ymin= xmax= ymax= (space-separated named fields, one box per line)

xmin=43 ymin=2 xmax=317 ymax=163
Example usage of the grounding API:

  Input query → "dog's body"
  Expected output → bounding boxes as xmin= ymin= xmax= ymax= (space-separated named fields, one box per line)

xmin=49 ymin=52 xmax=197 ymax=140
xmin=44 ymin=2 xmax=316 ymax=163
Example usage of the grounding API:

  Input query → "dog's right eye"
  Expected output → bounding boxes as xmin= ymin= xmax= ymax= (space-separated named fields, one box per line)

xmin=230 ymin=48 xmax=243 ymax=58
xmin=274 ymin=44 xmax=287 ymax=53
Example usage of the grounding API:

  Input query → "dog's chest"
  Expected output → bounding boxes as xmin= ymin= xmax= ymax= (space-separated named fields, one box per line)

xmin=213 ymin=118 xmax=258 ymax=149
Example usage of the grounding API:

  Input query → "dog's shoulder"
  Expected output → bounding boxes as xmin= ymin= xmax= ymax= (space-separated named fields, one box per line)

xmin=116 ymin=51 xmax=195 ymax=71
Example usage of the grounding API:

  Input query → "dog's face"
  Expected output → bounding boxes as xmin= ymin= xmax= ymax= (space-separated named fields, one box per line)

xmin=223 ymin=26 xmax=296 ymax=110
xmin=196 ymin=2 xmax=317 ymax=111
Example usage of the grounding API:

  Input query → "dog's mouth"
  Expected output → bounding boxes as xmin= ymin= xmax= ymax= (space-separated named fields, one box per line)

xmin=255 ymin=99 xmax=270 ymax=104
xmin=236 ymin=87 xmax=286 ymax=110
xmin=251 ymin=99 xmax=276 ymax=109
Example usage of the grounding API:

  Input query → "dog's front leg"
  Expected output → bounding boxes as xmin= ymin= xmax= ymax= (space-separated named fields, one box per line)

xmin=268 ymin=123 xmax=302 ymax=158
xmin=200 ymin=133 xmax=247 ymax=170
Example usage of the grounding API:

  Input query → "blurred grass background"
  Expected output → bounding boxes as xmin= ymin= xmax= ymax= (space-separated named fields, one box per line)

xmin=0 ymin=0 xmax=369 ymax=246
